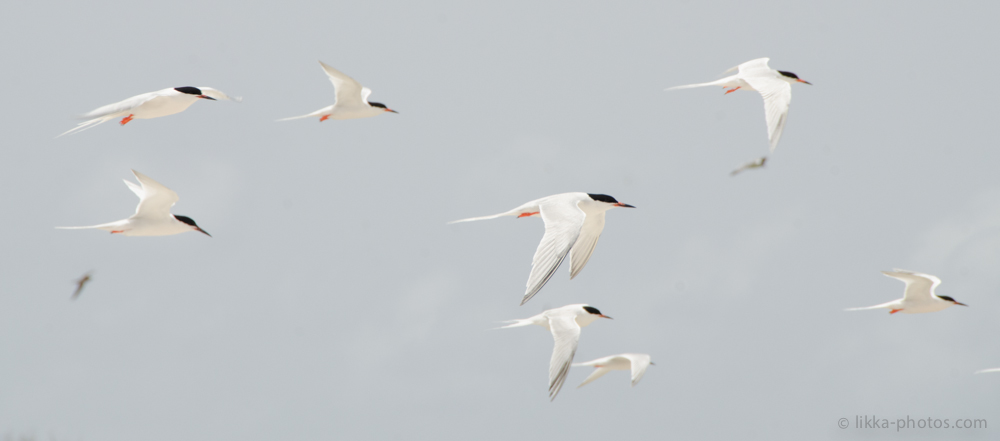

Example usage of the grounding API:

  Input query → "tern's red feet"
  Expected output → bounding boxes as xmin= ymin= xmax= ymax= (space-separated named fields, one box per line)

xmin=724 ymin=87 xmax=741 ymax=94
xmin=890 ymin=309 xmax=903 ymax=314
xmin=119 ymin=114 xmax=134 ymax=125
xmin=517 ymin=212 xmax=539 ymax=218
xmin=110 ymin=230 xmax=124 ymax=234
xmin=319 ymin=115 xmax=330 ymax=122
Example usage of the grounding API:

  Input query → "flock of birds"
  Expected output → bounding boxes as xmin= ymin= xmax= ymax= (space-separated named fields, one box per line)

xmin=55 ymin=57 xmax=997 ymax=401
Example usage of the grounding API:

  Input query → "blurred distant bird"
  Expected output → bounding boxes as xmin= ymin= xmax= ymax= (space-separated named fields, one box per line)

xmin=975 ymin=368 xmax=1000 ymax=374
xmin=730 ymin=156 xmax=767 ymax=176
xmin=71 ymin=272 xmax=92 ymax=300
xmin=450 ymin=193 xmax=635 ymax=305
xmin=277 ymin=61 xmax=397 ymax=122
xmin=667 ymin=58 xmax=811 ymax=153
xmin=499 ymin=304 xmax=612 ymax=401
xmin=58 ymin=87 xmax=240 ymax=137
xmin=845 ymin=269 xmax=967 ymax=314
xmin=57 ymin=170 xmax=210 ymax=237
xmin=573 ymin=353 xmax=654 ymax=388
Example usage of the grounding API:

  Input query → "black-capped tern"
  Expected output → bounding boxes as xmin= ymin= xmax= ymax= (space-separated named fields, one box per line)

xmin=58 ymin=87 xmax=240 ymax=137
xmin=450 ymin=192 xmax=635 ymax=305
xmin=57 ymin=170 xmax=210 ymax=237
xmin=845 ymin=269 xmax=967 ymax=314
xmin=667 ymin=58 xmax=811 ymax=153
xmin=277 ymin=61 xmax=397 ymax=122
xmin=499 ymin=304 xmax=612 ymax=401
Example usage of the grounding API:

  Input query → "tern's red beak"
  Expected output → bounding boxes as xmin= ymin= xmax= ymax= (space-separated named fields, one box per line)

xmin=197 ymin=95 xmax=217 ymax=100
xmin=614 ymin=202 xmax=636 ymax=208
xmin=797 ymin=79 xmax=812 ymax=85
xmin=385 ymin=108 xmax=399 ymax=113
xmin=599 ymin=314 xmax=613 ymax=319
xmin=955 ymin=301 xmax=968 ymax=306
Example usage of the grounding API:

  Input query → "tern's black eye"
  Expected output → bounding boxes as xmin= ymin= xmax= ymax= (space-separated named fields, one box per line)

xmin=174 ymin=87 xmax=203 ymax=95
xmin=777 ymin=71 xmax=799 ymax=79
xmin=582 ymin=306 xmax=602 ymax=315
xmin=587 ymin=194 xmax=619 ymax=204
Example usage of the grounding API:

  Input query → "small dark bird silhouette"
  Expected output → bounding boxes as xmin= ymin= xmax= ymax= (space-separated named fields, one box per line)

xmin=731 ymin=156 xmax=767 ymax=176
xmin=72 ymin=272 xmax=93 ymax=300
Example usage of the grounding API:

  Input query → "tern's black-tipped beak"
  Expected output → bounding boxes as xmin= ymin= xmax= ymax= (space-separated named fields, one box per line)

xmin=386 ymin=108 xmax=398 ymax=113
xmin=197 ymin=95 xmax=217 ymax=100
xmin=797 ymin=79 xmax=812 ymax=85
xmin=196 ymin=227 xmax=212 ymax=237
xmin=599 ymin=314 xmax=613 ymax=319
xmin=955 ymin=301 xmax=968 ymax=306
xmin=614 ymin=202 xmax=636 ymax=208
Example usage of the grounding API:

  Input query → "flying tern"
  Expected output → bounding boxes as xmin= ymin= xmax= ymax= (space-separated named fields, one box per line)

xmin=71 ymin=271 xmax=93 ymax=300
xmin=57 ymin=170 xmax=210 ymax=237
xmin=500 ymin=304 xmax=612 ymax=401
xmin=58 ymin=87 xmax=240 ymax=137
xmin=846 ymin=269 xmax=966 ymax=314
xmin=667 ymin=57 xmax=810 ymax=153
xmin=450 ymin=193 xmax=635 ymax=305
xmin=573 ymin=353 xmax=654 ymax=388
xmin=730 ymin=156 xmax=767 ymax=176
xmin=277 ymin=61 xmax=397 ymax=122
xmin=975 ymin=368 xmax=1000 ymax=374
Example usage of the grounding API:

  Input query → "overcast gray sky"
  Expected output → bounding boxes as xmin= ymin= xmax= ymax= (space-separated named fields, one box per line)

xmin=2 ymin=0 xmax=999 ymax=439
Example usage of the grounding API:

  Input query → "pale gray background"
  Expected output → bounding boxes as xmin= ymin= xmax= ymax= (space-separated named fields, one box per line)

xmin=1 ymin=0 xmax=998 ymax=439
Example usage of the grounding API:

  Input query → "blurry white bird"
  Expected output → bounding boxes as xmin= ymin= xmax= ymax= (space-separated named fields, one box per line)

xmin=277 ymin=61 xmax=397 ymax=122
xmin=975 ymin=368 xmax=1000 ymax=374
xmin=573 ymin=353 xmax=654 ymax=388
xmin=730 ymin=156 xmax=767 ymax=176
xmin=58 ymin=87 xmax=240 ymax=137
xmin=499 ymin=304 xmax=612 ymax=401
xmin=667 ymin=58 xmax=810 ymax=153
xmin=57 ymin=170 xmax=210 ymax=237
xmin=450 ymin=193 xmax=635 ymax=305
xmin=845 ymin=269 xmax=966 ymax=314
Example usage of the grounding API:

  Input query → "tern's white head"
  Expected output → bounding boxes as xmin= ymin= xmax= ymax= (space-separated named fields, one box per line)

xmin=174 ymin=215 xmax=211 ymax=237
xmin=585 ymin=193 xmax=636 ymax=211
xmin=777 ymin=70 xmax=812 ymax=85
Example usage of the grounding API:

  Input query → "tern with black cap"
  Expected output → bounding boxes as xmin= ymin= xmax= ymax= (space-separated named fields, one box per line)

xmin=58 ymin=86 xmax=240 ymax=137
xmin=845 ymin=269 xmax=967 ymax=314
xmin=498 ymin=304 xmax=612 ymax=401
xmin=277 ymin=61 xmax=398 ymax=122
xmin=57 ymin=170 xmax=211 ymax=237
xmin=667 ymin=57 xmax=811 ymax=157
xmin=449 ymin=192 xmax=635 ymax=305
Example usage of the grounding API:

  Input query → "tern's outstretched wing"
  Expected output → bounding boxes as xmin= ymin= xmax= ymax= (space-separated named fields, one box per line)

xmin=128 ymin=170 xmax=179 ymax=219
xmin=883 ymin=269 xmax=940 ymax=303
xmin=740 ymin=59 xmax=792 ymax=153
xmin=623 ymin=353 xmax=653 ymax=387
xmin=319 ymin=61 xmax=366 ymax=107
xmin=56 ymin=92 xmax=160 ymax=137
xmin=522 ymin=200 xmax=586 ymax=305
xmin=547 ymin=315 xmax=581 ymax=401
xmin=568 ymin=210 xmax=605 ymax=279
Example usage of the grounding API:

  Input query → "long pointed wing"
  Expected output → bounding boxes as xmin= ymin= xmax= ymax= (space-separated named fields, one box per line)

xmin=624 ymin=354 xmax=653 ymax=387
xmin=548 ymin=315 xmax=581 ymax=401
xmin=522 ymin=200 xmax=586 ymax=305
xmin=318 ymin=61 xmax=366 ymax=107
xmin=568 ymin=211 xmax=605 ymax=279
xmin=79 ymin=91 xmax=161 ymax=119
xmin=883 ymin=269 xmax=940 ymax=302
xmin=740 ymin=60 xmax=791 ymax=153
xmin=576 ymin=367 xmax=612 ymax=388
xmin=129 ymin=170 xmax=179 ymax=219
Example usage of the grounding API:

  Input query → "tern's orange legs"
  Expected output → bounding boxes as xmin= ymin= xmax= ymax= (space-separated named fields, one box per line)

xmin=518 ymin=212 xmax=539 ymax=218
xmin=724 ymin=87 xmax=741 ymax=94
xmin=890 ymin=309 xmax=903 ymax=314
xmin=319 ymin=115 xmax=330 ymax=122
xmin=119 ymin=114 xmax=134 ymax=125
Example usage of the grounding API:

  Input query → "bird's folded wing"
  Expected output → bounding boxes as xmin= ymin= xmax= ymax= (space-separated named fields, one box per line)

xmin=129 ymin=170 xmax=179 ymax=219
xmin=319 ymin=61 xmax=365 ymax=107
xmin=548 ymin=315 xmax=581 ymax=400
xmin=80 ymin=92 xmax=159 ymax=119
xmin=522 ymin=201 xmax=585 ymax=305
xmin=742 ymin=73 xmax=791 ymax=152
xmin=569 ymin=210 xmax=605 ymax=279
